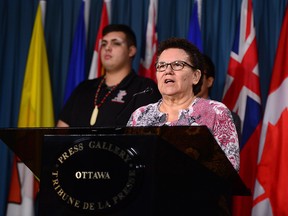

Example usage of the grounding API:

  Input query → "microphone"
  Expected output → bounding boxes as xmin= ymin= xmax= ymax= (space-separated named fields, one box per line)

xmin=116 ymin=86 xmax=154 ymax=125
xmin=133 ymin=86 xmax=153 ymax=97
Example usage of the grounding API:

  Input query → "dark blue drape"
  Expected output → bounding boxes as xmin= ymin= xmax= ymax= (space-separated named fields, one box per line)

xmin=202 ymin=0 xmax=242 ymax=100
xmin=0 ymin=0 xmax=38 ymax=215
xmin=0 ymin=0 xmax=287 ymax=215
xmin=253 ymin=0 xmax=288 ymax=106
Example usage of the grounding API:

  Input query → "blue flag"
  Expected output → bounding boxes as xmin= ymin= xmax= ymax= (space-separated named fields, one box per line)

xmin=63 ymin=1 xmax=86 ymax=104
xmin=187 ymin=0 xmax=203 ymax=52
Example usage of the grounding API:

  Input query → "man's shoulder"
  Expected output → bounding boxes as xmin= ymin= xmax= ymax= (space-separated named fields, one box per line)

xmin=122 ymin=72 xmax=158 ymax=89
xmin=134 ymin=76 xmax=158 ymax=91
xmin=132 ymin=73 xmax=156 ymax=83
xmin=76 ymin=77 xmax=101 ymax=89
xmin=231 ymin=111 xmax=241 ymax=124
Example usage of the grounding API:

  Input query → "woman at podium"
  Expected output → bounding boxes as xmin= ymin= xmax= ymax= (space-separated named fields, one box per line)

xmin=127 ymin=37 xmax=240 ymax=172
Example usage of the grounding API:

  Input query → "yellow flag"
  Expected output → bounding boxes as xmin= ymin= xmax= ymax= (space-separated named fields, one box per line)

xmin=18 ymin=5 xmax=54 ymax=127
xmin=6 ymin=5 xmax=54 ymax=216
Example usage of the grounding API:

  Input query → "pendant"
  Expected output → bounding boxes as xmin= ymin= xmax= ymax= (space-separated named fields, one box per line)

xmin=90 ymin=106 xmax=99 ymax=126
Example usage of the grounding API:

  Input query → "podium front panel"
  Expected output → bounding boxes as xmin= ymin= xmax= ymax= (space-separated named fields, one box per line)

xmin=39 ymin=134 xmax=159 ymax=216
xmin=0 ymin=126 xmax=250 ymax=215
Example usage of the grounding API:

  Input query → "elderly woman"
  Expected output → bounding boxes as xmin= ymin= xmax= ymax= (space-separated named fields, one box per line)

xmin=127 ymin=38 xmax=239 ymax=172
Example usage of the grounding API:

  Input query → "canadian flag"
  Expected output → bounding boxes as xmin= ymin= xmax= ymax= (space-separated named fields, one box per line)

xmin=139 ymin=0 xmax=158 ymax=82
xmin=252 ymin=5 xmax=288 ymax=216
xmin=88 ymin=0 xmax=111 ymax=79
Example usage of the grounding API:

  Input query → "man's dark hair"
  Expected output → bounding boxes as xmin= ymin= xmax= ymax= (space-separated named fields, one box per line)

xmin=156 ymin=37 xmax=204 ymax=95
xmin=102 ymin=24 xmax=137 ymax=48
xmin=203 ymin=54 xmax=215 ymax=78
xmin=202 ymin=54 xmax=215 ymax=96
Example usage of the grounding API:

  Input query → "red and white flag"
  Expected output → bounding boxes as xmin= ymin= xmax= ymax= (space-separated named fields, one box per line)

xmin=222 ymin=0 xmax=262 ymax=215
xmin=252 ymin=5 xmax=288 ymax=216
xmin=88 ymin=0 xmax=111 ymax=79
xmin=6 ymin=158 xmax=39 ymax=216
xmin=139 ymin=0 xmax=158 ymax=81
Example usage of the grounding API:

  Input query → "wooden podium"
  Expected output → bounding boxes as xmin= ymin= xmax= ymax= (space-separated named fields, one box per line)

xmin=0 ymin=126 xmax=250 ymax=215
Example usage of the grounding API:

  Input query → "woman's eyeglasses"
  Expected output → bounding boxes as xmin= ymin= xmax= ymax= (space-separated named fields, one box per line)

xmin=155 ymin=61 xmax=197 ymax=72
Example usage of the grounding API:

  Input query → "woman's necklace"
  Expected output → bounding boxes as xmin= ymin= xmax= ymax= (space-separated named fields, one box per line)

xmin=90 ymin=78 xmax=118 ymax=126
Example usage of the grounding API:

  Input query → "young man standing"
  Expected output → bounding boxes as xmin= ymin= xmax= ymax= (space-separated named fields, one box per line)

xmin=57 ymin=24 xmax=161 ymax=127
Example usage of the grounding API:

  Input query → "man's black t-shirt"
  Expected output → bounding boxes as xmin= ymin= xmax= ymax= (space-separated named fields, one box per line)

xmin=59 ymin=71 xmax=161 ymax=127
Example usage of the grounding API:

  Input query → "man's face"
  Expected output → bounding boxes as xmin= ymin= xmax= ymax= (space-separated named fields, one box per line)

xmin=100 ymin=31 xmax=135 ymax=72
xmin=197 ymin=73 xmax=214 ymax=99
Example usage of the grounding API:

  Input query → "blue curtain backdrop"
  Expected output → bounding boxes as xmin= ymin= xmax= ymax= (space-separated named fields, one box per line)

xmin=0 ymin=0 xmax=38 ymax=215
xmin=0 ymin=0 xmax=287 ymax=215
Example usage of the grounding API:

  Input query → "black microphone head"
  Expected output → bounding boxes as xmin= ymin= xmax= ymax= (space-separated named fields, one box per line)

xmin=144 ymin=86 xmax=153 ymax=95
xmin=133 ymin=87 xmax=153 ymax=97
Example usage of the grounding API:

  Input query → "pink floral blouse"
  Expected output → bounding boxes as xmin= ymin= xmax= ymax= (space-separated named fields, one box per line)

xmin=127 ymin=97 xmax=240 ymax=171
